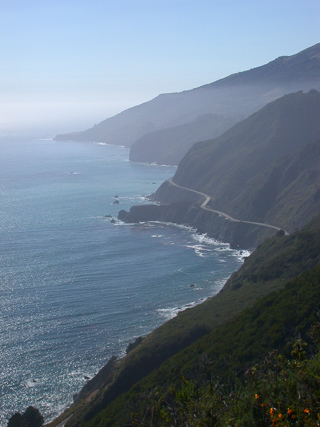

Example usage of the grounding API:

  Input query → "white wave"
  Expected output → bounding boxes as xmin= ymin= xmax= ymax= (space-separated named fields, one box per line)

xmin=191 ymin=232 xmax=228 ymax=247
xmin=68 ymin=370 xmax=83 ymax=377
xmin=215 ymin=246 xmax=233 ymax=252
xmin=25 ymin=378 xmax=40 ymax=388
xmin=131 ymin=161 xmax=177 ymax=168
xmin=119 ymin=195 xmax=152 ymax=205
xmin=157 ymin=301 xmax=197 ymax=320
xmin=151 ymin=234 xmax=163 ymax=238
xmin=189 ymin=284 xmax=203 ymax=291
xmin=150 ymin=222 xmax=229 ymax=248
xmin=234 ymin=249 xmax=251 ymax=261
xmin=214 ymin=277 xmax=229 ymax=291
xmin=112 ymin=219 xmax=128 ymax=226
xmin=178 ymin=268 xmax=190 ymax=274
xmin=185 ymin=244 xmax=207 ymax=257
xmin=93 ymin=142 xmax=126 ymax=148
xmin=150 ymin=221 xmax=195 ymax=233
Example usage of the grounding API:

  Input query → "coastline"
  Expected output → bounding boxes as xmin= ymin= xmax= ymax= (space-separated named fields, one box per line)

xmin=47 ymin=226 xmax=249 ymax=426
xmin=118 ymin=199 xmax=276 ymax=249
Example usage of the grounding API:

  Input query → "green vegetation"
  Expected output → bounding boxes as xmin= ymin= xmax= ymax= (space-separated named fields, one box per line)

xmin=8 ymin=406 xmax=43 ymax=427
xmin=84 ymin=264 xmax=320 ymax=426
xmin=56 ymin=215 xmax=320 ymax=426
xmin=130 ymin=332 xmax=320 ymax=426
xmin=48 ymin=45 xmax=320 ymax=426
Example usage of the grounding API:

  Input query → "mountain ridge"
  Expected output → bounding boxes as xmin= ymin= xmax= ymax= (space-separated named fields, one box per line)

xmin=54 ymin=43 xmax=320 ymax=167
xmin=119 ymin=90 xmax=320 ymax=247
xmin=46 ymin=43 xmax=320 ymax=426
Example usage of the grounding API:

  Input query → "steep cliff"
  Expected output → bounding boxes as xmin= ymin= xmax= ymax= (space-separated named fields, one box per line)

xmin=153 ymin=90 xmax=320 ymax=235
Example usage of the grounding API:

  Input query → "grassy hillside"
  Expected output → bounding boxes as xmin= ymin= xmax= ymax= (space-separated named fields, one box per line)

xmin=55 ymin=214 xmax=320 ymax=426
xmin=111 ymin=264 xmax=320 ymax=426
xmin=94 ymin=263 xmax=320 ymax=426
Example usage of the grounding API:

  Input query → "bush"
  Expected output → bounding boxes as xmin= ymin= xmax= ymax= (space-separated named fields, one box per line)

xmin=130 ymin=324 xmax=320 ymax=426
xmin=8 ymin=406 xmax=43 ymax=427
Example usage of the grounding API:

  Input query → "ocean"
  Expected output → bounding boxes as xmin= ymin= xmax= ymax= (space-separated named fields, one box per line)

xmin=0 ymin=135 xmax=248 ymax=425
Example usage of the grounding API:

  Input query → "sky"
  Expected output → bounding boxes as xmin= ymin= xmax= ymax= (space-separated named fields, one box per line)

xmin=0 ymin=0 xmax=319 ymax=135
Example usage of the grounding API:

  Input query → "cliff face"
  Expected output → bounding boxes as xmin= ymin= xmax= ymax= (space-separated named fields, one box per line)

xmin=129 ymin=113 xmax=235 ymax=165
xmin=153 ymin=90 xmax=320 ymax=234
xmin=229 ymin=139 xmax=320 ymax=231
xmin=118 ymin=201 xmax=274 ymax=249
xmin=55 ymin=44 xmax=320 ymax=160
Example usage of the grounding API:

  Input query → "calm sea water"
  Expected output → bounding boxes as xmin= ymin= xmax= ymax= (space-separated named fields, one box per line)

xmin=0 ymin=136 xmax=248 ymax=425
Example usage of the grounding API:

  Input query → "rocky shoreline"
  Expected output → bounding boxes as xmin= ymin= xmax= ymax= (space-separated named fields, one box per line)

xmin=118 ymin=199 xmax=275 ymax=249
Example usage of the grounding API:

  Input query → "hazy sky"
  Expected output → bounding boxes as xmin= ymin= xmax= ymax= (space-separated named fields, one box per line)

xmin=1 ymin=0 xmax=319 ymax=134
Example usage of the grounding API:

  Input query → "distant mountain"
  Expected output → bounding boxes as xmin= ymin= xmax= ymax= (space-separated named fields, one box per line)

xmin=153 ymin=90 xmax=320 ymax=235
xmin=129 ymin=113 xmax=236 ymax=165
xmin=55 ymin=43 xmax=320 ymax=166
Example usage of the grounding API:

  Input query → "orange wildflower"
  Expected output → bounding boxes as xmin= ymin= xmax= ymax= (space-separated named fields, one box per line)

xmin=304 ymin=408 xmax=310 ymax=414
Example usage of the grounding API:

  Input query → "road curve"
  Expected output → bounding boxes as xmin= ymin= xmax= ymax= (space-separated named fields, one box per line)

xmin=54 ymin=415 xmax=73 ymax=427
xmin=167 ymin=178 xmax=289 ymax=235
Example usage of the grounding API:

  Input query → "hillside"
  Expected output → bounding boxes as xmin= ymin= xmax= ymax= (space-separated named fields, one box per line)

xmin=229 ymin=139 xmax=320 ymax=231
xmin=152 ymin=90 xmax=320 ymax=236
xmin=129 ymin=113 xmax=235 ymax=165
xmin=49 ymin=214 xmax=320 ymax=426
xmin=101 ymin=263 xmax=320 ymax=426
xmin=54 ymin=44 xmax=320 ymax=166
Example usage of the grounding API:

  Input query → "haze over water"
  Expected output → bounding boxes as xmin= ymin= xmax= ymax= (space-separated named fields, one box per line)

xmin=0 ymin=135 xmax=248 ymax=424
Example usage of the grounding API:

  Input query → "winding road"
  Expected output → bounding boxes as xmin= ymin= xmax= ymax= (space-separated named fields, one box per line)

xmin=53 ymin=415 xmax=73 ymax=427
xmin=167 ymin=178 xmax=289 ymax=235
